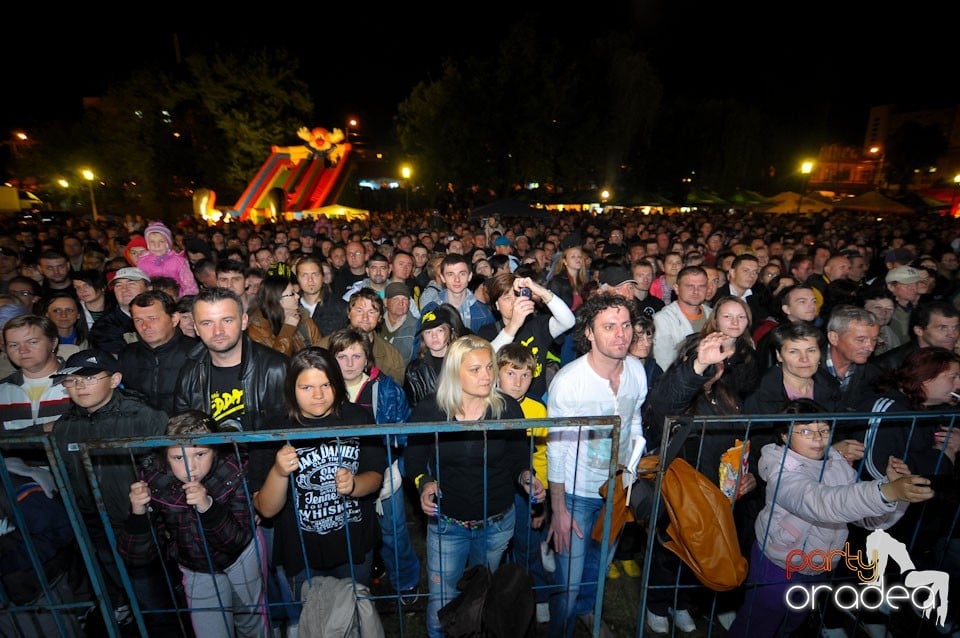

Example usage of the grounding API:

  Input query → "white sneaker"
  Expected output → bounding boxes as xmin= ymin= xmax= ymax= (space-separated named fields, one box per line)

xmin=670 ymin=607 xmax=697 ymax=633
xmin=716 ymin=610 xmax=737 ymax=630
xmin=536 ymin=602 xmax=550 ymax=624
xmin=540 ymin=540 xmax=556 ymax=572
xmin=646 ymin=610 xmax=669 ymax=634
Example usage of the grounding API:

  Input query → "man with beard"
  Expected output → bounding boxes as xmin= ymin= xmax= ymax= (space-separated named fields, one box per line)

xmin=174 ymin=287 xmax=286 ymax=430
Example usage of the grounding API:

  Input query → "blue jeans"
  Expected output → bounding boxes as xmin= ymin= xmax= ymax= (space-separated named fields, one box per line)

xmin=378 ymin=485 xmax=422 ymax=591
xmin=549 ymin=493 xmax=608 ymax=638
xmin=426 ymin=507 xmax=515 ymax=638
xmin=510 ymin=491 xmax=552 ymax=603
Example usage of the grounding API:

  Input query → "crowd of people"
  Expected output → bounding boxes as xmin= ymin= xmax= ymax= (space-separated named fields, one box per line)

xmin=0 ymin=205 xmax=959 ymax=637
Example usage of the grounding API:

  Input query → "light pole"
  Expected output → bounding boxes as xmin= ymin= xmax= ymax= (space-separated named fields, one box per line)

xmin=797 ymin=161 xmax=814 ymax=214
xmin=82 ymin=169 xmax=98 ymax=223
xmin=401 ymin=165 xmax=412 ymax=212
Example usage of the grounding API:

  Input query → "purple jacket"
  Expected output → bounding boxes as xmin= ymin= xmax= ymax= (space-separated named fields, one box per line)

xmin=137 ymin=251 xmax=199 ymax=296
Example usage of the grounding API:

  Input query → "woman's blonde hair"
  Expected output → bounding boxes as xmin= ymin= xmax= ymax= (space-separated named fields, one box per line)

xmin=435 ymin=335 xmax=505 ymax=419
xmin=551 ymin=246 xmax=588 ymax=292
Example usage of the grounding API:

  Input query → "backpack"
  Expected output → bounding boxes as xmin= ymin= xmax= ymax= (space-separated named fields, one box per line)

xmin=629 ymin=421 xmax=748 ymax=592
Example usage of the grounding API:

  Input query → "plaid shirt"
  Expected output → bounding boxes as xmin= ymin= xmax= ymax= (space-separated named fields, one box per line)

xmin=825 ymin=347 xmax=857 ymax=394
xmin=118 ymin=452 xmax=255 ymax=572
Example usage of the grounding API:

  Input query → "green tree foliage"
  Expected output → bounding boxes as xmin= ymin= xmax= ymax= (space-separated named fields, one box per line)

xmin=15 ymin=48 xmax=313 ymax=217
xmin=177 ymin=49 xmax=313 ymax=195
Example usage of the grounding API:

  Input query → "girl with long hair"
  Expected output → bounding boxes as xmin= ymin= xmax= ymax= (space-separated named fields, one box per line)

xmin=251 ymin=347 xmax=385 ymax=632
xmin=247 ymin=275 xmax=322 ymax=356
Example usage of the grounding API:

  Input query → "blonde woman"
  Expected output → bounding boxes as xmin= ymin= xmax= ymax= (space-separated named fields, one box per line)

xmin=547 ymin=246 xmax=588 ymax=311
xmin=406 ymin=335 xmax=544 ymax=638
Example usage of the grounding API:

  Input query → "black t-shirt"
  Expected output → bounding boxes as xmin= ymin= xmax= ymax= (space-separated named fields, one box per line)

xmin=249 ymin=402 xmax=385 ymax=574
xmin=209 ymin=363 xmax=245 ymax=424
xmin=635 ymin=295 xmax=665 ymax=318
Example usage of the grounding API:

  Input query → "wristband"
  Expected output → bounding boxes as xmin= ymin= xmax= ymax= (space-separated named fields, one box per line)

xmin=415 ymin=473 xmax=428 ymax=490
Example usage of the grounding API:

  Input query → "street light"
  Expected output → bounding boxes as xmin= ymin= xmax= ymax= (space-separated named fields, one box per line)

xmin=400 ymin=165 xmax=412 ymax=212
xmin=82 ymin=169 xmax=98 ymax=223
xmin=952 ymin=173 xmax=960 ymax=218
xmin=346 ymin=117 xmax=358 ymax=144
xmin=797 ymin=161 xmax=814 ymax=214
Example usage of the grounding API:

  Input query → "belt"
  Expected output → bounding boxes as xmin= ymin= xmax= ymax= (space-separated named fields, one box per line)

xmin=437 ymin=508 xmax=509 ymax=531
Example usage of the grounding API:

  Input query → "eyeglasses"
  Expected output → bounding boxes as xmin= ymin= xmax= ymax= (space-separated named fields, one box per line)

xmin=61 ymin=374 xmax=109 ymax=388
xmin=795 ymin=427 xmax=832 ymax=439
xmin=10 ymin=290 xmax=33 ymax=297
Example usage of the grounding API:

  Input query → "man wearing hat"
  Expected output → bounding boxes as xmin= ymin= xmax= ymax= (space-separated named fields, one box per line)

xmin=50 ymin=349 xmax=174 ymax=621
xmin=599 ymin=265 xmax=640 ymax=300
xmin=89 ymin=267 xmax=151 ymax=356
xmin=492 ymin=235 xmax=519 ymax=272
xmin=379 ymin=282 xmax=417 ymax=364
xmin=885 ymin=265 xmax=923 ymax=344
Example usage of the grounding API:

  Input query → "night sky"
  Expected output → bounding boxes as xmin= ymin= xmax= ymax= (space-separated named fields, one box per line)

xmin=3 ymin=5 xmax=956 ymax=146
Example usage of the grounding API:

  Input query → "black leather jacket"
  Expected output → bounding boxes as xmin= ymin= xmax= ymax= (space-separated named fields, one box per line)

xmin=173 ymin=334 xmax=288 ymax=431
xmin=119 ymin=330 xmax=199 ymax=414
xmin=403 ymin=354 xmax=443 ymax=407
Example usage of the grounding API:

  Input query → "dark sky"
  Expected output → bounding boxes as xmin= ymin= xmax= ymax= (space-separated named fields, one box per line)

xmin=3 ymin=5 xmax=956 ymax=146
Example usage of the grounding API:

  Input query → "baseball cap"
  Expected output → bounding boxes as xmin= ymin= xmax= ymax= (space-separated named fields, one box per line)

xmin=0 ymin=246 xmax=19 ymax=258
xmin=417 ymin=306 xmax=455 ymax=334
xmin=599 ymin=266 xmax=637 ymax=287
xmin=885 ymin=265 xmax=923 ymax=285
xmin=385 ymin=282 xmax=410 ymax=299
xmin=493 ymin=236 xmax=512 ymax=247
xmin=111 ymin=267 xmax=150 ymax=283
xmin=301 ymin=226 xmax=317 ymax=237
xmin=53 ymin=349 xmax=121 ymax=383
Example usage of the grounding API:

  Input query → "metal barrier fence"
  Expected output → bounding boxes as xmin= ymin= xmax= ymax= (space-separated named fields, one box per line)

xmin=640 ymin=410 xmax=959 ymax=638
xmin=0 ymin=410 xmax=956 ymax=637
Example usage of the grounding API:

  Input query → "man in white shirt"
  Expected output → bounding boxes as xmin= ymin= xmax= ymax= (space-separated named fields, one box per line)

xmin=547 ymin=292 xmax=647 ymax=637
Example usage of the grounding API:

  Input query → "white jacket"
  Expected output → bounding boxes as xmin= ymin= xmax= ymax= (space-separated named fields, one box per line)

xmin=754 ymin=443 xmax=905 ymax=574
xmin=652 ymin=301 xmax=711 ymax=370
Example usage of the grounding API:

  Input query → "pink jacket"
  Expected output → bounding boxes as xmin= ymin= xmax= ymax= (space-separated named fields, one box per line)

xmin=136 ymin=251 xmax=198 ymax=296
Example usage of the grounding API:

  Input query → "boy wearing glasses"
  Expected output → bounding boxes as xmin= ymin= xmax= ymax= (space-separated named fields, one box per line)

xmin=50 ymin=349 xmax=174 ymax=626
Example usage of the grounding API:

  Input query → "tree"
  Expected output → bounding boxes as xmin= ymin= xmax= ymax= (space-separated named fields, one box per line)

xmin=14 ymin=48 xmax=314 ymax=217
